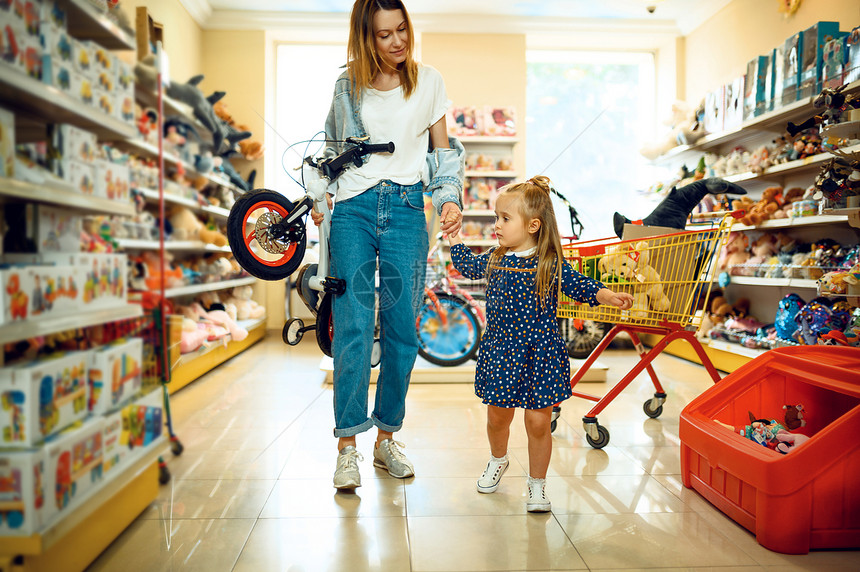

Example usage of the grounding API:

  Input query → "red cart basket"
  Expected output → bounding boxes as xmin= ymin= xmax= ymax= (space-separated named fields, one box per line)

xmin=555 ymin=215 xmax=735 ymax=448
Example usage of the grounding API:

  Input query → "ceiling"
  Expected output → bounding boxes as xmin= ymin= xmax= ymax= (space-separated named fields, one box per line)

xmin=183 ymin=0 xmax=734 ymax=36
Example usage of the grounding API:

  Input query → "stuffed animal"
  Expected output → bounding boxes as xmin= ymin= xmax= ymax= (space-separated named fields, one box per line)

xmin=168 ymin=206 xmax=204 ymax=241
xmin=718 ymin=232 xmax=750 ymax=274
xmin=639 ymin=100 xmax=703 ymax=160
xmin=199 ymin=224 xmax=228 ymax=247
xmin=783 ymin=404 xmax=806 ymax=430
xmin=613 ymin=178 xmax=747 ymax=238
xmin=743 ymin=234 xmax=778 ymax=277
xmin=735 ymin=186 xmax=783 ymax=226
xmin=226 ymin=284 xmax=266 ymax=320
xmin=179 ymin=317 xmax=209 ymax=354
xmin=165 ymin=75 xmax=228 ymax=153
xmin=597 ymin=244 xmax=637 ymax=283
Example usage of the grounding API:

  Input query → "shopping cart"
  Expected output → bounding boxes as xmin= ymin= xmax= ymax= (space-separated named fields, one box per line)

xmin=555 ymin=214 xmax=736 ymax=448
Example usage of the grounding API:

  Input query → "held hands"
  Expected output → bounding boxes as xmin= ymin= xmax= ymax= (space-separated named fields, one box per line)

xmin=310 ymin=194 xmax=334 ymax=226
xmin=441 ymin=202 xmax=463 ymax=242
xmin=596 ymin=288 xmax=635 ymax=310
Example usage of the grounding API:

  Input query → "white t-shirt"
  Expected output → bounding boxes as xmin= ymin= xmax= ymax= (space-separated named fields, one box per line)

xmin=335 ymin=64 xmax=450 ymax=202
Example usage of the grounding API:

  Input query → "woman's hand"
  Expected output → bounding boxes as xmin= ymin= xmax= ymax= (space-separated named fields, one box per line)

xmin=596 ymin=288 xmax=634 ymax=310
xmin=310 ymin=194 xmax=334 ymax=226
xmin=440 ymin=202 xmax=462 ymax=238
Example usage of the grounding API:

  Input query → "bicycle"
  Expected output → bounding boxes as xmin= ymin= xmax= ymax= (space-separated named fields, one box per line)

xmin=416 ymin=233 xmax=485 ymax=367
xmin=226 ymin=136 xmax=395 ymax=361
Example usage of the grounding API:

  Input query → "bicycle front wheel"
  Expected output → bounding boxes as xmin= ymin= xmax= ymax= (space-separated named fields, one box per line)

xmin=417 ymin=292 xmax=481 ymax=367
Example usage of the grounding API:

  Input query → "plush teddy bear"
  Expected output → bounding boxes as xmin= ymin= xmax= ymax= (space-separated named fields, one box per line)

xmin=718 ymin=231 xmax=750 ymax=274
xmin=168 ymin=205 xmax=204 ymax=241
xmin=597 ymin=244 xmax=637 ymax=283
xmin=226 ymin=284 xmax=266 ymax=320
xmin=199 ymin=223 xmax=228 ymax=247
xmin=735 ymin=187 xmax=783 ymax=226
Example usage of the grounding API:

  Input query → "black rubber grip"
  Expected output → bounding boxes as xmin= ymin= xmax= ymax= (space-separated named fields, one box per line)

xmin=363 ymin=142 xmax=395 ymax=154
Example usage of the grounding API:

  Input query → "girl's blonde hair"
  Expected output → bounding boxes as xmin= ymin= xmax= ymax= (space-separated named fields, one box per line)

xmin=347 ymin=0 xmax=418 ymax=101
xmin=488 ymin=175 xmax=565 ymax=308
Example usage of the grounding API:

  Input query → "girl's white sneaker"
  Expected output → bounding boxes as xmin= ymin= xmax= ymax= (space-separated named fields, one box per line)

xmin=477 ymin=455 xmax=509 ymax=493
xmin=526 ymin=477 xmax=551 ymax=512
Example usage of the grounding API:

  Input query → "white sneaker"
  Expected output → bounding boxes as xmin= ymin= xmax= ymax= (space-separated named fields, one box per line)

xmin=477 ymin=455 xmax=509 ymax=493
xmin=526 ymin=477 xmax=551 ymax=512
xmin=373 ymin=439 xmax=415 ymax=478
xmin=333 ymin=446 xmax=363 ymax=489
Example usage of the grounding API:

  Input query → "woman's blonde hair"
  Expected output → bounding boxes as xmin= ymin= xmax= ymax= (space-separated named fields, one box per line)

xmin=488 ymin=175 xmax=565 ymax=308
xmin=347 ymin=0 xmax=418 ymax=101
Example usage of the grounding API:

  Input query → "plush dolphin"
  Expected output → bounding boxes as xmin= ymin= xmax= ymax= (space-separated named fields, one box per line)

xmin=612 ymin=178 xmax=747 ymax=239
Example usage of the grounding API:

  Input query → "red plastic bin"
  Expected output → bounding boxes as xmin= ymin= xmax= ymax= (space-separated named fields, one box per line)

xmin=679 ymin=346 xmax=860 ymax=554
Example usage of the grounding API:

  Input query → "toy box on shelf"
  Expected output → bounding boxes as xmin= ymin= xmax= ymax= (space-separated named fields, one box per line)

xmin=42 ymin=416 xmax=105 ymax=528
xmin=0 ymin=106 xmax=14 ymax=178
xmin=680 ymin=346 xmax=860 ymax=554
xmin=781 ymin=32 xmax=803 ymax=105
xmin=743 ymin=55 xmax=770 ymax=120
xmin=798 ymin=21 xmax=843 ymax=99
xmin=0 ymin=449 xmax=45 ymax=536
xmin=100 ymin=386 xmax=162 ymax=481
xmin=0 ymin=350 xmax=91 ymax=448
xmin=846 ymin=27 xmax=860 ymax=85
xmin=87 ymin=337 xmax=143 ymax=416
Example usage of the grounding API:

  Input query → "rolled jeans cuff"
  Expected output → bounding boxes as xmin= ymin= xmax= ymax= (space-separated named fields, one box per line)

xmin=372 ymin=414 xmax=403 ymax=434
xmin=333 ymin=418 xmax=375 ymax=438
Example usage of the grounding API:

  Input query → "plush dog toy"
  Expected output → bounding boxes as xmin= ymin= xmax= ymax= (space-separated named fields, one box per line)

xmin=613 ymin=178 xmax=747 ymax=238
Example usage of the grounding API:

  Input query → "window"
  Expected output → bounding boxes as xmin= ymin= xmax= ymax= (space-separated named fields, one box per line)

xmin=526 ymin=50 xmax=659 ymax=240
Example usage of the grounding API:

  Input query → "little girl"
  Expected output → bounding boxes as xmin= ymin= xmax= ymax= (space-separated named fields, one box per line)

xmin=447 ymin=175 xmax=633 ymax=512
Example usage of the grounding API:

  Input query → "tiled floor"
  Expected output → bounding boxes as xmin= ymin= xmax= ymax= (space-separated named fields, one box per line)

xmin=88 ymin=335 xmax=858 ymax=571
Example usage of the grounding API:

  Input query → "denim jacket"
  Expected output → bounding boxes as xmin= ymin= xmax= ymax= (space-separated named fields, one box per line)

xmin=324 ymin=71 xmax=464 ymax=214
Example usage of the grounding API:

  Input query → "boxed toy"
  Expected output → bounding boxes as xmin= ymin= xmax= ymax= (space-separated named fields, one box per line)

xmin=42 ymin=416 xmax=105 ymax=527
xmin=0 ymin=449 xmax=46 ymax=536
xmin=447 ymin=106 xmax=481 ymax=137
xmin=21 ymin=0 xmax=42 ymax=39
xmin=115 ymin=59 xmax=134 ymax=123
xmin=703 ymin=87 xmax=724 ymax=134
xmin=744 ymin=55 xmax=769 ymax=120
xmin=0 ymin=105 xmax=14 ymax=178
xmin=844 ymin=27 xmax=860 ymax=85
xmin=0 ymin=267 xmax=33 ymax=324
xmin=723 ymin=75 xmax=744 ymax=130
xmin=798 ymin=21 xmax=842 ymax=99
xmin=17 ymin=31 xmax=42 ymax=80
xmin=92 ymin=44 xmax=117 ymax=87
xmin=770 ymin=45 xmax=785 ymax=111
xmin=71 ymin=38 xmax=94 ymax=79
xmin=93 ymin=159 xmax=130 ymax=201
xmin=822 ymin=36 xmax=847 ymax=89
xmin=68 ymin=159 xmax=95 ymax=194
xmin=70 ymin=70 xmax=93 ymax=106
xmin=0 ymin=350 xmax=92 ymax=448
xmin=47 ymin=123 xmax=97 ymax=180
xmin=781 ymin=32 xmax=802 ymax=105
xmin=27 ymin=263 xmax=83 ymax=318
xmin=37 ymin=204 xmax=82 ymax=252
xmin=46 ymin=58 xmax=73 ymax=95
xmin=77 ymin=253 xmax=127 ymax=308
xmin=39 ymin=18 xmax=72 ymax=85
xmin=100 ymin=408 xmax=125 ymax=476
xmin=121 ymin=387 xmax=163 ymax=459
xmin=88 ymin=337 xmax=143 ymax=415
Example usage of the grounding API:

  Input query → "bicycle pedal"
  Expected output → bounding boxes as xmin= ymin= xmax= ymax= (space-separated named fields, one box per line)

xmin=323 ymin=277 xmax=346 ymax=295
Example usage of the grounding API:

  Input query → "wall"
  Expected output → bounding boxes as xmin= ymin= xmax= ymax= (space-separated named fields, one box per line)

xmin=120 ymin=0 xmax=203 ymax=81
xmin=421 ymin=33 xmax=527 ymax=175
xmin=685 ymin=0 xmax=860 ymax=103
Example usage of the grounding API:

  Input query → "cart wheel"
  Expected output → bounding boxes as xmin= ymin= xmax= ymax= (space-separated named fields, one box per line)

xmin=283 ymin=318 xmax=305 ymax=345
xmin=585 ymin=424 xmax=610 ymax=449
xmin=370 ymin=338 xmax=382 ymax=368
xmin=170 ymin=437 xmax=184 ymax=456
xmin=643 ymin=398 xmax=664 ymax=419
xmin=158 ymin=460 xmax=171 ymax=485
xmin=227 ymin=189 xmax=307 ymax=281
xmin=316 ymin=293 xmax=334 ymax=358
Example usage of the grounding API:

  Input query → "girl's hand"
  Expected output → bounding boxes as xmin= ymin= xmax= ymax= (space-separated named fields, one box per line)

xmin=440 ymin=202 xmax=462 ymax=238
xmin=597 ymin=288 xmax=634 ymax=310
xmin=310 ymin=194 xmax=334 ymax=226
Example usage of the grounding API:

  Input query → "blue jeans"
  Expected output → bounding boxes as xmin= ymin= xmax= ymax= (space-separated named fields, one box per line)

xmin=329 ymin=180 xmax=429 ymax=438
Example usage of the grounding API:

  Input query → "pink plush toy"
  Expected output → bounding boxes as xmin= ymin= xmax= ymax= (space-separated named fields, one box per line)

xmin=179 ymin=317 xmax=209 ymax=353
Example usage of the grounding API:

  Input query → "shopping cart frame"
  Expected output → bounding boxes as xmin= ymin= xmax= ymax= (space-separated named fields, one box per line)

xmin=555 ymin=214 xmax=737 ymax=448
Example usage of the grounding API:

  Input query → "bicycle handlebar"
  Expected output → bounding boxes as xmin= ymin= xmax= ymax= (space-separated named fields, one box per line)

xmin=306 ymin=138 xmax=395 ymax=183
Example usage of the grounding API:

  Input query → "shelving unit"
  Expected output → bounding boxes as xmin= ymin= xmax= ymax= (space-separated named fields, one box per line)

xmin=0 ymin=176 xmax=135 ymax=217
xmin=115 ymin=238 xmax=232 ymax=252
xmin=163 ymin=277 xmax=256 ymax=298
xmin=648 ymin=77 xmax=860 ymax=371
xmin=0 ymin=304 xmax=142 ymax=345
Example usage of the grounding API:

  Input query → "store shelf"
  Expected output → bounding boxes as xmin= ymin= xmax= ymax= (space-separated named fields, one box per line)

xmin=0 ymin=62 xmax=136 ymax=142
xmin=174 ymin=317 xmax=266 ymax=368
xmin=163 ymin=277 xmax=256 ymax=298
xmin=458 ymin=136 xmax=519 ymax=144
xmin=462 ymin=209 xmax=496 ymax=217
xmin=115 ymin=238 xmax=232 ymax=252
xmin=134 ymin=187 xmax=230 ymax=219
xmin=0 ymin=303 xmax=142 ymax=345
xmin=64 ymin=0 xmax=136 ymax=50
xmin=0 ymin=436 xmax=164 ymax=570
xmin=0 ymin=176 xmax=135 ymax=216
xmin=727 ymin=213 xmax=849 ymax=231
xmin=134 ymin=86 xmax=213 ymax=146
xmin=168 ymin=317 xmax=266 ymax=394
xmin=653 ymin=79 xmax=860 ymax=166
xmin=720 ymin=144 xmax=860 ymax=186
xmin=640 ymin=332 xmax=755 ymax=374
xmin=465 ymin=170 xmax=517 ymax=178
xmin=726 ymin=276 xmax=818 ymax=289
xmin=462 ymin=238 xmax=497 ymax=247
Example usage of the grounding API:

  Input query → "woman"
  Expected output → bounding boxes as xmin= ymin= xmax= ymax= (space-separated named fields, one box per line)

xmin=311 ymin=0 xmax=464 ymax=489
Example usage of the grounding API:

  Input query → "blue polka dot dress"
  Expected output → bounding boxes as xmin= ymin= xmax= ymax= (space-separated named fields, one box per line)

xmin=450 ymin=244 xmax=604 ymax=409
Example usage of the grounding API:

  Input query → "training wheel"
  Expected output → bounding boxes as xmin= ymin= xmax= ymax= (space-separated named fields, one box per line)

xmin=283 ymin=318 xmax=305 ymax=345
